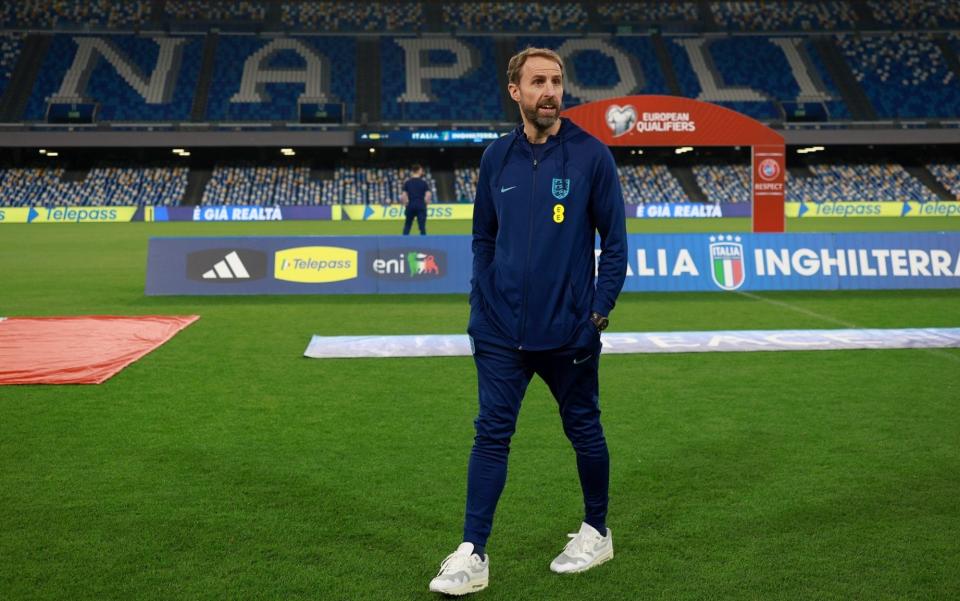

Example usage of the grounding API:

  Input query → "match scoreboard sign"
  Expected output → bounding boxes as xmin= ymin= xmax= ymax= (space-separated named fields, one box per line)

xmin=146 ymin=233 xmax=960 ymax=295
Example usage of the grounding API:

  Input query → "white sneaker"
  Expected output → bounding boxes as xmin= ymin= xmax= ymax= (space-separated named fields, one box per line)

xmin=429 ymin=542 xmax=489 ymax=596
xmin=550 ymin=522 xmax=614 ymax=574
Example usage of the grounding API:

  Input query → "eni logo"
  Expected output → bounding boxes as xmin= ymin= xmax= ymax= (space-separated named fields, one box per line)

xmin=274 ymin=246 xmax=358 ymax=283
xmin=552 ymin=204 xmax=565 ymax=223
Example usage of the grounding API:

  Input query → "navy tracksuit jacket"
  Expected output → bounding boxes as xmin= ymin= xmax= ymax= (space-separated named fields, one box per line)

xmin=463 ymin=118 xmax=628 ymax=548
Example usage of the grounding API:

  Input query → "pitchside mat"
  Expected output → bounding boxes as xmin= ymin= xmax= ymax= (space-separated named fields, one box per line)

xmin=304 ymin=328 xmax=960 ymax=358
xmin=0 ymin=315 xmax=198 ymax=385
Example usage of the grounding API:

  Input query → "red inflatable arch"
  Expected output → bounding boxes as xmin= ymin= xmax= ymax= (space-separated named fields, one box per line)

xmin=563 ymin=95 xmax=785 ymax=233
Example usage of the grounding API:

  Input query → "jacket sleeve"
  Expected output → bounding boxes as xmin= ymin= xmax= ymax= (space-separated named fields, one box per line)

xmin=590 ymin=145 xmax=628 ymax=317
xmin=471 ymin=148 xmax=498 ymax=305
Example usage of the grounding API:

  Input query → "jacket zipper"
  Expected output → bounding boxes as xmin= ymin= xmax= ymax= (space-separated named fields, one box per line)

xmin=518 ymin=156 xmax=537 ymax=350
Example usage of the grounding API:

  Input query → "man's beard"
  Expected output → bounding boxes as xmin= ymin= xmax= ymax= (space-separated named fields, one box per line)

xmin=522 ymin=100 xmax=562 ymax=131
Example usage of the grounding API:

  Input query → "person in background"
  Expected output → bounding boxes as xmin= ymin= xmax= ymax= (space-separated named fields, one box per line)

xmin=401 ymin=164 xmax=431 ymax=235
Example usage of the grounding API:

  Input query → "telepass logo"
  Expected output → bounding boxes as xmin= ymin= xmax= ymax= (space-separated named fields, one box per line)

xmin=709 ymin=235 xmax=745 ymax=290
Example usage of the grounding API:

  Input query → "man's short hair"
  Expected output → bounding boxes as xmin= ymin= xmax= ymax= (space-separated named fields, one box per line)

xmin=411 ymin=163 xmax=422 ymax=173
xmin=507 ymin=47 xmax=564 ymax=85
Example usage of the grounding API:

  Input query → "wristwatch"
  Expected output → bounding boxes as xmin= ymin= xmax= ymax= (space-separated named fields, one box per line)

xmin=590 ymin=312 xmax=609 ymax=332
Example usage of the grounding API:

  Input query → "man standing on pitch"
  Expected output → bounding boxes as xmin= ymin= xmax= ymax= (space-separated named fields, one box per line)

xmin=429 ymin=47 xmax=627 ymax=595
xmin=401 ymin=163 xmax=431 ymax=235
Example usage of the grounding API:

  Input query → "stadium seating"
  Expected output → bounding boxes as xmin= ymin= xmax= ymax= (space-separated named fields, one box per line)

xmin=513 ymin=36 xmax=670 ymax=108
xmin=597 ymin=2 xmax=699 ymax=26
xmin=454 ymin=167 xmax=479 ymax=203
xmin=380 ymin=36 xmax=502 ymax=121
xmin=0 ymin=0 xmax=148 ymax=28
xmin=619 ymin=164 xmax=691 ymax=204
xmin=668 ymin=35 xmax=850 ymax=120
xmin=927 ymin=163 xmax=960 ymax=200
xmin=206 ymin=35 xmax=356 ymax=121
xmin=201 ymin=164 xmax=438 ymax=206
xmin=1 ymin=33 xmax=24 ymax=99
xmin=694 ymin=164 xmax=751 ymax=204
xmin=443 ymin=3 xmax=587 ymax=33
xmin=164 ymin=0 xmax=267 ymax=22
xmin=787 ymin=163 xmax=939 ymax=203
xmin=868 ymin=0 xmax=960 ymax=29
xmin=710 ymin=1 xmax=857 ymax=31
xmin=694 ymin=162 xmax=942 ymax=203
xmin=836 ymin=33 xmax=960 ymax=119
xmin=0 ymin=166 xmax=187 ymax=206
xmin=24 ymin=34 xmax=204 ymax=122
xmin=280 ymin=1 xmax=422 ymax=32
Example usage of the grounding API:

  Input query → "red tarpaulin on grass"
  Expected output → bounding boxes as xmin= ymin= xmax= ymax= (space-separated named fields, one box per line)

xmin=0 ymin=315 xmax=199 ymax=385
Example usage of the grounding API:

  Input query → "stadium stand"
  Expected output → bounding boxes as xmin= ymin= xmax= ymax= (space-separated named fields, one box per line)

xmin=280 ymin=1 xmax=423 ymax=32
xmin=443 ymin=2 xmax=587 ymax=33
xmin=0 ymin=0 xmax=149 ymax=29
xmin=0 ymin=166 xmax=187 ymax=206
xmin=619 ymin=164 xmax=691 ymax=204
xmin=454 ymin=167 xmax=479 ymax=203
xmin=24 ymin=34 xmax=204 ymax=122
xmin=1 ymin=32 xmax=24 ymax=98
xmin=380 ymin=36 xmax=502 ymax=121
xmin=710 ymin=1 xmax=857 ymax=32
xmin=836 ymin=33 xmax=960 ymax=119
xmin=512 ymin=36 xmax=670 ymax=109
xmin=694 ymin=164 xmax=751 ymax=204
xmin=788 ymin=163 xmax=940 ymax=203
xmin=868 ymin=0 xmax=960 ymax=29
xmin=693 ymin=162 xmax=944 ymax=204
xmin=206 ymin=35 xmax=356 ymax=121
xmin=667 ymin=35 xmax=850 ymax=120
xmin=164 ymin=0 xmax=267 ymax=22
xmin=201 ymin=164 xmax=438 ymax=206
xmin=597 ymin=1 xmax=699 ymax=26
xmin=927 ymin=163 xmax=960 ymax=200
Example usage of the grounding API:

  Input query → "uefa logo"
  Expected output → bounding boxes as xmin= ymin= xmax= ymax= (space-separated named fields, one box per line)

xmin=605 ymin=104 xmax=637 ymax=137
xmin=757 ymin=158 xmax=781 ymax=181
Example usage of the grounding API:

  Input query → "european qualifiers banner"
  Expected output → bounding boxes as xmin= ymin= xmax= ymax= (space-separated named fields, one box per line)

xmin=145 ymin=233 xmax=960 ymax=296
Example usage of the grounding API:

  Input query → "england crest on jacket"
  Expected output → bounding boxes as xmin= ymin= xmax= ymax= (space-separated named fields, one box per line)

xmin=709 ymin=235 xmax=745 ymax=290
xmin=552 ymin=178 xmax=570 ymax=200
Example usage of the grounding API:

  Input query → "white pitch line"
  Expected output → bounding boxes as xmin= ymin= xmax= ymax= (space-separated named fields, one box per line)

xmin=736 ymin=290 xmax=960 ymax=363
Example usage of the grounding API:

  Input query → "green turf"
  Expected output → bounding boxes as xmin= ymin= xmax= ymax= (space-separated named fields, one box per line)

xmin=2 ymin=219 xmax=959 ymax=600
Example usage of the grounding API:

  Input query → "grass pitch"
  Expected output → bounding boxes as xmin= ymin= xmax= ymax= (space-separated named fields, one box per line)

xmin=1 ymin=217 xmax=959 ymax=600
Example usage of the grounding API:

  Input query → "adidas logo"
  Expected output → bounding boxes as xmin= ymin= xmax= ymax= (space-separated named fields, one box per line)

xmin=202 ymin=251 xmax=250 ymax=279
xmin=186 ymin=248 xmax=267 ymax=283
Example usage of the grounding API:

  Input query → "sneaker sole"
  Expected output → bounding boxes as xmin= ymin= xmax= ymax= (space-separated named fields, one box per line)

xmin=429 ymin=577 xmax=488 ymax=596
xmin=551 ymin=549 xmax=614 ymax=574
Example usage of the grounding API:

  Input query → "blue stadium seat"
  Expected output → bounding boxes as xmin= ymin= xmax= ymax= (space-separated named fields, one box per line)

xmin=788 ymin=163 xmax=938 ymax=203
xmin=201 ymin=165 xmax=437 ymax=206
xmin=0 ymin=33 xmax=24 ymax=99
xmin=1 ymin=0 xmax=148 ymax=28
xmin=280 ymin=1 xmax=422 ymax=32
xmin=0 ymin=166 xmax=187 ymax=206
xmin=24 ymin=34 xmax=203 ymax=122
xmin=668 ymin=35 xmax=850 ymax=120
xmin=514 ymin=36 xmax=670 ymax=109
xmin=836 ymin=33 xmax=960 ymax=119
xmin=380 ymin=36 xmax=501 ymax=121
xmin=444 ymin=3 xmax=586 ymax=33
xmin=926 ymin=163 xmax=960 ymax=200
xmin=710 ymin=1 xmax=857 ymax=31
xmin=868 ymin=0 xmax=960 ymax=29
xmin=207 ymin=35 xmax=355 ymax=122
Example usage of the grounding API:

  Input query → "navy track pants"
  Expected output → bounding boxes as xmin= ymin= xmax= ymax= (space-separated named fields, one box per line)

xmin=462 ymin=332 xmax=609 ymax=548
xmin=402 ymin=207 xmax=427 ymax=235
